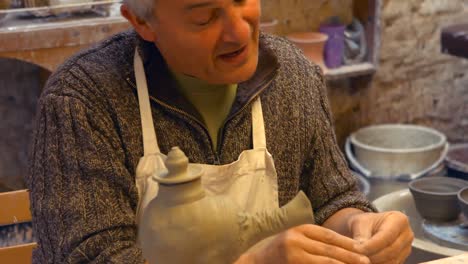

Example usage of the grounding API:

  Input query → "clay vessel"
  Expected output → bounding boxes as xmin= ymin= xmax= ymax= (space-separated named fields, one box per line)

xmin=139 ymin=147 xmax=314 ymax=264
xmin=286 ymin=32 xmax=328 ymax=70
xmin=409 ymin=177 xmax=468 ymax=221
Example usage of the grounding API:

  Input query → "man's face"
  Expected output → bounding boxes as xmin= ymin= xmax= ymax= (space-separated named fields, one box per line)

xmin=149 ymin=0 xmax=261 ymax=84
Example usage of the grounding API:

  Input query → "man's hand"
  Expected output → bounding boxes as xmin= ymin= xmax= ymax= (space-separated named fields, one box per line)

xmin=349 ymin=211 xmax=414 ymax=264
xmin=236 ymin=224 xmax=370 ymax=264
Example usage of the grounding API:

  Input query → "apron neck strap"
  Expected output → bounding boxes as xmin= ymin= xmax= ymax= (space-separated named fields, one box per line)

xmin=252 ymin=98 xmax=267 ymax=149
xmin=134 ymin=49 xmax=160 ymax=155
xmin=134 ymin=48 xmax=267 ymax=153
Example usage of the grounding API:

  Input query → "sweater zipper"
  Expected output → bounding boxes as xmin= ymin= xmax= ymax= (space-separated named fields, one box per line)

xmin=216 ymin=77 xmax=275 ymax=152
xmin=126 ymin=77 xmax=221 ymax=164
xmin=127 ymin=75 xmax=275 ymax=164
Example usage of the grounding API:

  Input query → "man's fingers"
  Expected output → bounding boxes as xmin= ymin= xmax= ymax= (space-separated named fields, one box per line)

xmin=292 ymin=225 xmax=370 ymax=264
xmin=349 ymin=214 xmax=374 ymax=244
xmin=357 ymin=212 xmax=409 ymax=255
xmin=298 ymin=237 xmax=370 ymax=264
xmin=397 ymin=242 xmax=413 ymax=264
xmin=297 ymin=224 xmax=360 ymax=253
xmin=366 ymin=229 xmax=413 ymax=264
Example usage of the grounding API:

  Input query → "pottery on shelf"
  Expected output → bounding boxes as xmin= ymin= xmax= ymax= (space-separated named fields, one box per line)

xmin=319 ymin=23 xmax=346 ymax=69
xmin=139 ymin=147 xmax=315 ymax=264
xmin=286 ymin=32 xmax=328 ymax=70
xmin=260 ymin=19 xmax=278 ymax=34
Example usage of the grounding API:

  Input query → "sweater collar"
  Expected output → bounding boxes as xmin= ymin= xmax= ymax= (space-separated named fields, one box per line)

xmin=130 ymin=32 xmax=279 ymax=120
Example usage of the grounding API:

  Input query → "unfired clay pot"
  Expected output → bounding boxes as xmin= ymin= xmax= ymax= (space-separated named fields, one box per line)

xmin=139 ymin=147 xmax=314 ymax=264
xmin=286 ymin=32 xmax=328 ymax=69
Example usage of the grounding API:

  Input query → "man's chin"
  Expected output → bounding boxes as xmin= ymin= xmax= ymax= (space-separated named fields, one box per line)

xmin=217 ymin=60 xmax=258 ymax=84
xmin=214 ymin=72 xmax=254 ymax=84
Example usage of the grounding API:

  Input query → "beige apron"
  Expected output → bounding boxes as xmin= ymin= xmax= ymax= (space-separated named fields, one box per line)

xmin=133 ymin=50 xmax=279 ymax=225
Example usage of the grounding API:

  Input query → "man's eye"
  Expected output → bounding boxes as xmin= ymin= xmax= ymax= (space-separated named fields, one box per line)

xmin=195 ymin=10 xmax=219 ymax=26
xmin=197 ymin=17 xmax=213 ymax=26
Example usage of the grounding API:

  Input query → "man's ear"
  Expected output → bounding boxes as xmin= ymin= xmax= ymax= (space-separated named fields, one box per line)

xmin=121 ymin=4 xmax=157 ymax=42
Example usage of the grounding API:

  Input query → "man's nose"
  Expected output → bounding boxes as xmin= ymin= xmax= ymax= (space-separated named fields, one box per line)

xmin=221 ymin=8 xmax=250 ymax=44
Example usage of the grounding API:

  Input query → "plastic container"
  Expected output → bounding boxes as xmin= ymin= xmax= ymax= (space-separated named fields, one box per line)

xmin=319 ymin=24 xmax=345 ymax=68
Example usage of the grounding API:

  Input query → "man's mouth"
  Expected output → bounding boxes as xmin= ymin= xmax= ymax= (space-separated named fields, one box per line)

xmin=219 ymin=46 xmax=247 ymax=58
xmin=217 ymin=45 xmax=250 ymax=66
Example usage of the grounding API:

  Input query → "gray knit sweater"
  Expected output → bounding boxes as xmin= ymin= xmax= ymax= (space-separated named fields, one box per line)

xmin=27 ymin=30 xmax=374 ymax=263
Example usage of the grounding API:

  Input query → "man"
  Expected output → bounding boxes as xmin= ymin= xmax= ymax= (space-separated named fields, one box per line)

xmin=27 ymin=0 xmax=414 ymax=263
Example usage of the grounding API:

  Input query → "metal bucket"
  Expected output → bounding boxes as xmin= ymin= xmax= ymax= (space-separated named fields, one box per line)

xmin=345 ymin=124 xmax=448 ymax=180
xmin=352 ymin=171 xmax=370 ymax=197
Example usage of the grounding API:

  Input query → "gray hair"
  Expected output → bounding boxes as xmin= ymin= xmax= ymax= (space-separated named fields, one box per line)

xmin=123 ymin=0 xmax=156 ymax=22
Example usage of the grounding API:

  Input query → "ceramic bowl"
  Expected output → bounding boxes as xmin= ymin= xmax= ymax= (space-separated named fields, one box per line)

xmin=458 ymin=186 xmax=468 ymax=219
xmin=409 ymin=177 xmax=468 ymax=222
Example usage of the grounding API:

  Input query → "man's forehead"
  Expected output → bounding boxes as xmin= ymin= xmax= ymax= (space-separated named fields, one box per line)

xmin=185 ymin=1 xmax=217 ymax=10
xmin=163 ymin=0 xmax=224 ymax=10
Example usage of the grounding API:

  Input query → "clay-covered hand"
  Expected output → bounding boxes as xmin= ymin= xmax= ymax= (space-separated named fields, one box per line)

xmin=349 ymin=211 xmax=414 ymax=264
xmin=235 ymin=224 xmax=370 ymax=264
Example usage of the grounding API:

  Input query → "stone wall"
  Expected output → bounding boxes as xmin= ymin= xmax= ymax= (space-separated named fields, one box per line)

xmin=263 ymin=0 xmax=468 ymax=146
xmin=261 ymin=0 xmax=353 ymax=33
xmin=357 ymin=0 xmax=468 ymax=144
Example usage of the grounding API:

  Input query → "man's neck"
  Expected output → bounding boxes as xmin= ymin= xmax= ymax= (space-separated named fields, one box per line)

xmin=171 ymin=70 xmax=238 ymax=151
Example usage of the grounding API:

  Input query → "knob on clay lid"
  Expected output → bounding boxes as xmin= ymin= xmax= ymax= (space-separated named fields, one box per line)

xmin=154 ymin=147 xmax=203 ymax=185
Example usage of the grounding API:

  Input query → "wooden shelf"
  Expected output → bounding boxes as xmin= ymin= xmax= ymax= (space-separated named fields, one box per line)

xmin=0 ymin=5 xmax=130 ymax=71
xmin=325 ymin=0 xmax=381 ymax=81
xmin=324 ymin=62 xmax=376 ymax=80
xmin=0 ymin=12 xmax=130 ymax=71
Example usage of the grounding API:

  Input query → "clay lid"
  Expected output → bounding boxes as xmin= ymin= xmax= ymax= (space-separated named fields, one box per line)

xmin=154 ymin=147 xmax=203 ymax=185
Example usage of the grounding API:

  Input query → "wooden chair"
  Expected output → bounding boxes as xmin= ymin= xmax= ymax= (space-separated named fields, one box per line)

xmin=0 ymin=190 xmax=37 ymax=263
